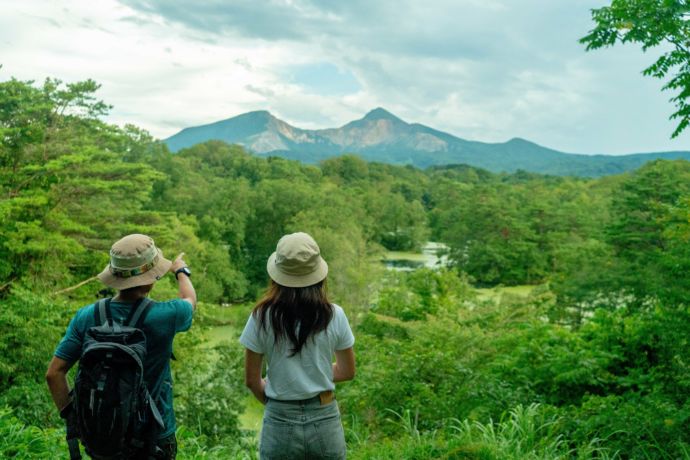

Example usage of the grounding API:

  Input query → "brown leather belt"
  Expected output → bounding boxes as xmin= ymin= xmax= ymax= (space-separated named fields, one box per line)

xmin=269 ymin=390 xmax=334 ymax=406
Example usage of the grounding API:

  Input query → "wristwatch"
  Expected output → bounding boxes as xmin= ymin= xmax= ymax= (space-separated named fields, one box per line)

xmin=175 ymin=266 xmax=192 ymax=280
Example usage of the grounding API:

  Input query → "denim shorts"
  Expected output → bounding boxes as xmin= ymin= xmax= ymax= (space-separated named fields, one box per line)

xmin=260 ymin=397 xmax=347 ymax=460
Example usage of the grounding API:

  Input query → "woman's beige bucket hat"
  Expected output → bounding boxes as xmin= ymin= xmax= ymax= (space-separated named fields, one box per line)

xmin=267 ymin=232 xmax=328 ymax=288
xmin=97 ymin=234 xmax=172 ymax=290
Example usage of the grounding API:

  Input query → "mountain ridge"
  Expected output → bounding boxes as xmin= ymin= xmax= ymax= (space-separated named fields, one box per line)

xmin=164 ymin=109 xmax=690 ymax=177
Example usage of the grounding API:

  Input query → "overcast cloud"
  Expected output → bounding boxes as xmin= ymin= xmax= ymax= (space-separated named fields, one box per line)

xmin=1 ymin=0 xmax=687 ymax=154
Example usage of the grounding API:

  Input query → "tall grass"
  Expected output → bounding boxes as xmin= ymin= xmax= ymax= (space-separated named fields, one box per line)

xmin=348 ymin=403 xmax=618 ymax=460
xmin=0 ymin=407 xmax=65 ymax=459
xmin=446 ymin=404 xmax=616 ymax=460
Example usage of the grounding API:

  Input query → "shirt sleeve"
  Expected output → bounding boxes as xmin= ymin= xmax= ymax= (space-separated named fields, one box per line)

xmin=239 ymin=313 xmax=264 ymax=354
xmin=54 ymin=307 xmax=89 ymax=363
xmin=335 ymin=308 xmax=355 ymax=350
xmin=174 ymin=299 xmax=194 ymax=332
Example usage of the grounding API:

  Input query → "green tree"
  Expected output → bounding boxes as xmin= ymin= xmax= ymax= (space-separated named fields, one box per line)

xmin=367 ymin=192 xmax=429 ymax=251
xmin=607 ymin=160 xmax=690 ymax=303
xmin=581 ymin=0 xmax=690 ymax=137
xmin=0 ymin=78 xmax=164 ymax=292
xmin=321 ymin=154 xmax=370 ymax=183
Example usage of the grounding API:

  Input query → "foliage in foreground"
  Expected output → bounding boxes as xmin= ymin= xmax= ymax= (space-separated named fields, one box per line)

xmin=0 ymin=407 xmax=63 ymax=459
xmin=341 ymin=269 xmax=690 ymax=459
xmin=0 ymin=407 xmax=255 ymax=460
xmin=349 ymin=404 xmax=617 ymax=460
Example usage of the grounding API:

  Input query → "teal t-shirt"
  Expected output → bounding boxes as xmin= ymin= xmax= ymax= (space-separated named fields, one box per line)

xmin=54 ymin=298 xmax=193 ymax=439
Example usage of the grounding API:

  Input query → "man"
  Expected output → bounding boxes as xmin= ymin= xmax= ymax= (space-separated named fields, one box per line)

xmin=46 ymin=234 xmax=197 ymax=459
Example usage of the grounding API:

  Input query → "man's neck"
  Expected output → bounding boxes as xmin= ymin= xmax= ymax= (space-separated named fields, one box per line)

xmin=113 ymin=293 xmax=147 ymax=303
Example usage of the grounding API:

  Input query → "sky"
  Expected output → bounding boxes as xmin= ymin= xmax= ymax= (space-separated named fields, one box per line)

xmin=1 ymin=0 xmax=688 ymax=155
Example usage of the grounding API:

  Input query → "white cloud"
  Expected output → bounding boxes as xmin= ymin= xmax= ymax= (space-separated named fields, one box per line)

xmin=0 ymin=0 xmax=687 ymax=154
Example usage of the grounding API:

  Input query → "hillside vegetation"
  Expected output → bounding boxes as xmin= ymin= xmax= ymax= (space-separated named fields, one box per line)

xmin=2 ymin=77 xmax=690 ymax=458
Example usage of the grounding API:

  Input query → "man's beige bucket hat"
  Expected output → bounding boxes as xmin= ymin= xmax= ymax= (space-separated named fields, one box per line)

xmin=97 ymin=234 xmax=172 ymax=290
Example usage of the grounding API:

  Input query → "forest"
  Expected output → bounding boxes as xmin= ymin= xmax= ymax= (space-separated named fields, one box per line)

xmin=2 ymin=76 xmax=690 ymax=459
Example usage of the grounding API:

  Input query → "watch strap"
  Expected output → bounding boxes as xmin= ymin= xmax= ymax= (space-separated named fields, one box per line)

xmin=175 ymin=267 xmax=191 ymax=279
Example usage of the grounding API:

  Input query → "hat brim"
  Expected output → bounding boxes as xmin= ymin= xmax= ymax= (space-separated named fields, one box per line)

xmin=97 ymin=248 xmax=172 ymax=290
xmin=266 ymin=252 xmax=328 ymax=288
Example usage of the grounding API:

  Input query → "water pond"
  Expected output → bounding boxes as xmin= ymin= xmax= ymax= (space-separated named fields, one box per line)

xmin=381 ymin=241 xmax=449 ymax=271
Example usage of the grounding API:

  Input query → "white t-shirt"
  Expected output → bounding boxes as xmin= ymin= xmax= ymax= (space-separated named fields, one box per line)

xmin=239 ymin=304 xmax=355 ymax=400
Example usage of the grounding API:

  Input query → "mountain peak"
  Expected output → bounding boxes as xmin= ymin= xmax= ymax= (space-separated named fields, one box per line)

xmin=211 ymin=109 xmax=277 ymax=127
xmin=506 ymin=137 xmax=532 ymax=145
xmin=240 ymin=110 xmax=275 ymax=120
xmin=362 ymin=107 xmax=402 ymax=122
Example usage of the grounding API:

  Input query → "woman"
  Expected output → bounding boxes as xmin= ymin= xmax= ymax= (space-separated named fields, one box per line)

xmin=240 ymin=232 xmax=356 ymax=460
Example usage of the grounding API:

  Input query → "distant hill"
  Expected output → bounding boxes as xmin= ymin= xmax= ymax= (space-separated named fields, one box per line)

xmin=164 ymin=108 xmax=690 ymax=177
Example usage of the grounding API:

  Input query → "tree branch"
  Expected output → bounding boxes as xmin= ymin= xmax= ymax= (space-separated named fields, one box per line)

xmin=52 ymin=276 xmax=97 ymax=296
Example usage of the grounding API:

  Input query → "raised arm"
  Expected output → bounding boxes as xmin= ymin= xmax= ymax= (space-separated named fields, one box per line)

xmin=169 ymin=252 xmax=196 ymax=310
xmin=332 ymin=347 xmax=356 ymax=382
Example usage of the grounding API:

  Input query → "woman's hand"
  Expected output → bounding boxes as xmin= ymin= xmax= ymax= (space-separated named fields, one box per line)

xmin=245 ymin=349 xmax=267 ymax=404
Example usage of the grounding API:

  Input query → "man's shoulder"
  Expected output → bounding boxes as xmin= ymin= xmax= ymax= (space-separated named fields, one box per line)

xmin=152 ymin=298 xmax=193 ymax=311
xmin=147 ymin=298 xmax=193 ymax=322
xmin=151 ymin=298 xmax=194 ymax=333
xmin=71 ymin=302 xmax=98 ymax=326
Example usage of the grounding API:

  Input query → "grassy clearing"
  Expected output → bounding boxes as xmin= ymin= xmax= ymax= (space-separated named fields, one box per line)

xmin=203 ymin=325 xmax=237 ymax=348
xmin=199 ymin=303 xmax=254 ymax=325
xmin=383 ymin=251 xmax=431 ymax=262
xmin=474 ymin=285 xmax=536 ymax=303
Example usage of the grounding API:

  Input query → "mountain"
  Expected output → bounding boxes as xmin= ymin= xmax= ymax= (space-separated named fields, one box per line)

xmin=164 ymin=108 xmax=690 ymax=177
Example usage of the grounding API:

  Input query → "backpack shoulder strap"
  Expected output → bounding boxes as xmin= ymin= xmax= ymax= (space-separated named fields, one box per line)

xmin=146 ymin=389 xmax=165 ymax=429
xmin=126 ymin=297 xmax=154 ymax=329
xmin=93 ymin=298 xmax=112 ymax=326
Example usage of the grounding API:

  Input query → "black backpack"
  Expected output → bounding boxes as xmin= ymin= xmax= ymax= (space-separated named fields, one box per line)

xmin=72 ymin=297 xmax=165 ymax=459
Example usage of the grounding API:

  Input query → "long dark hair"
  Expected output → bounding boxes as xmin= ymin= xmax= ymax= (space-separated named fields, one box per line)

xmin=253 ymin=279 xmax=333 ymax=356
